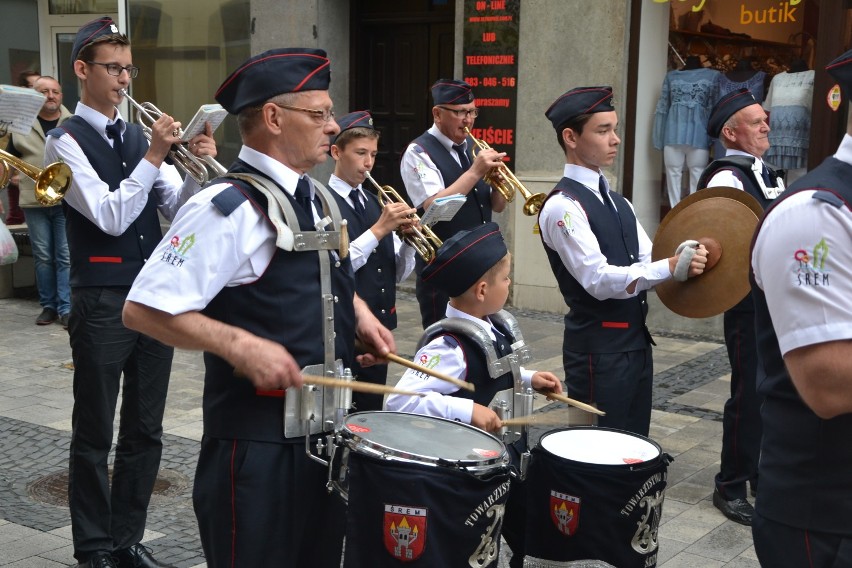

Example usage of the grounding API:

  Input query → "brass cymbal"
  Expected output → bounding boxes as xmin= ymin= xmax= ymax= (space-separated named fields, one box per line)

xmin=652 ymin=187 xmax=762 ymax=318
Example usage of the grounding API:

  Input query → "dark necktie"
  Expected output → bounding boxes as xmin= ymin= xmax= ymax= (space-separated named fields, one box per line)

xmin=349 ymin=188 xmax=366 ymax=217
xmin=599 ymin=175 xmax=620 ymax=223
xmin=453 ymin=143 xmax=472 ymax=170
xmin=294 ymin=176 xmax=314 ymax=218
xmin=760 ymin=163 xmax=775 ymax=187
xmin=105 ymin=120 xmax=123 ymax=158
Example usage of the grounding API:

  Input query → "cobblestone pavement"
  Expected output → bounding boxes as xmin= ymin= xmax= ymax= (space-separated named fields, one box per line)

xmin=0 ymin=292 xmax=760 ymax=567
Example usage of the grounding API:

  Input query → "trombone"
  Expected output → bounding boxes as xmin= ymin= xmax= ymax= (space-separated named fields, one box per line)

xmin=464 ymin=127 xmax=547 ymax=216
xmin=363 ymin=172 xmax=443 ymax=262
xmin=119 ymin=89 xmax=227 ymax=184
xmin=0 ymin=149 xmax=72 ymax=207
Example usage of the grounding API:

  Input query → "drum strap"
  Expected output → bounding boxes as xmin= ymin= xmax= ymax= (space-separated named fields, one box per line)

xmin=418 ymin=309 xmax=531 ymax=379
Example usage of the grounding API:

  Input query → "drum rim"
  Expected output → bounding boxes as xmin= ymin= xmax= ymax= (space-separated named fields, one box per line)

xmin=340 ymin=410 xmax=509 ymax=469
xmin=536 ymin=426 xmax=663 ymax=467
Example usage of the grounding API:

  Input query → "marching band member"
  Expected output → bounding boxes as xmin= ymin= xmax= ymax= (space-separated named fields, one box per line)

xmin=327 ymin=111 xmax=416 ymax=410
xmin=122 ymin=48 xmax=394 ymax=568
xmin=400 ymin=78 xmax=506 ymax=328
xmin=44 ymin=16 xmax=216 ymax=568
xmin=537 ymin=86 xmax=707 ymax=437
xmin=387 ymin=222 xmax=563 ymax=568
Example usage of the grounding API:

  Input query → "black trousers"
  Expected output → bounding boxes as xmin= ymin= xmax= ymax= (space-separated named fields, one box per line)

xmin=414 ymin=256 xmax=448 ymax=329
xmin=563 ymin=347 xmax=653 ymax=436
xmin=715 ymin=308 xmax=761 ymax=500
xmin=193 ymin=437 xmax=346 ymax=568
xmin=753 ymin=510 xmax=852 ymax=567
xmin=68 ymin=287 xmax=173 ymax=560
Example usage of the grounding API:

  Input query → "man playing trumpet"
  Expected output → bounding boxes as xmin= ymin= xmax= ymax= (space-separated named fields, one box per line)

xmin=327 ymin=110 xmax=417 ymax=410
xmin=43 ymin=16 xmax=216 ymax=568
xmin=401 ymin=78 xmax=507 ymax=328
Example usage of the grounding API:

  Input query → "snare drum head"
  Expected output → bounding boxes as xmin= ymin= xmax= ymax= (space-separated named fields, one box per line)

xmin=341 ymin=411 xmax=506 ymax=466
xmin=540 ymin=427 xmax=660 ymax=465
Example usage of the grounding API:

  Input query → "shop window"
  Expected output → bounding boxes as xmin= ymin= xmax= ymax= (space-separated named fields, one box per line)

xmin=49 ymin=1 xmax=118 ymax=15
xmin=127 ymin=0 xmax=250 ymax=166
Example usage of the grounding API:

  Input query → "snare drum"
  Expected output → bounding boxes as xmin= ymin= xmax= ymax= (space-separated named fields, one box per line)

xmin=523 ymin=427 xmax=671 ymax=568
xmin=337 ymin=411 xmax=512 ymax=567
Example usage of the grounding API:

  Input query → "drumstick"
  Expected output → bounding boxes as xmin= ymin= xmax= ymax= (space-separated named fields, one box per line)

xmin=545 ymin=392 xmax=606 ymax=416
xmin=304 ymin=374 xmax=424 ymax=397
xmin=383 ymin=352 xmax=475 ymax=393
xmin=500 ymin=414 xmax=577 ymax=427
xmin=233 ymin=369 xmax=424 ymax=397
xmin=354 ymin=340 xmax=474 ymax=392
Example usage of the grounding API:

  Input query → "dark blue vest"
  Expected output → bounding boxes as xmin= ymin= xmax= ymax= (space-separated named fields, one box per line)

xmin=201 ymin=161 xmax=357 ymax=443
xmin=751 ymin=156 xmax=852 ymax=532
xmin=412 ymin=132 xmax=492 ymax=241
xmin=540 ymin=178 xmax=649 ymax=353
xmin=330 ymin=188 xmax=397 ymax=330
xmin=48 ymin=116 xmax=156 ymax=287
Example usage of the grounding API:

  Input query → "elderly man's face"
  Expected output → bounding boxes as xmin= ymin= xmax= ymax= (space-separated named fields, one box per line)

xmin=274 ymin=90 xmax=340 ymax=173
xmin=723 ymin=104 xmax=770 ymax=158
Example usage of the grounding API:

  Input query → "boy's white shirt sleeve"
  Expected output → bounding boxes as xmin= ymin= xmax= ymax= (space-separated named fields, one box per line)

xmin=385 ymin=336 xmax=474 ymax=423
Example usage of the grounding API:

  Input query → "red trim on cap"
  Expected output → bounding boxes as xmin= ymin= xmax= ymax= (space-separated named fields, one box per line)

xmin=545 ymin=87 xmax=612 ymax=116
xmin=432 ymin=81 xmax=473 ymax=104
xmin=215 ymin=52 xmax=330 ymax=98
xmin=293 ymin=58 xmax=330 ymax=92
xmin=82 ymin=19 xmax=115 ymax=48
xmin=422 ymin=229 xmax=501 ymax=283
xmin=826 ymin=57 xmax=852 ymax=72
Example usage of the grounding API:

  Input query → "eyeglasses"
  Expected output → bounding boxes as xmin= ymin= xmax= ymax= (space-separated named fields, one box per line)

xmin=437 ymin=106 xmax=479 ymax=118
xmin=272 ymin=103 xmax=335 ymax=123
xmin=85 ymin=61 xmax=140 ymax=79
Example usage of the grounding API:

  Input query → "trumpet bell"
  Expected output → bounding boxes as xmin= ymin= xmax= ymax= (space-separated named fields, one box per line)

xmin=35 ymin=162 xmax=73 ymax=206
xmin=0 ymin=149 xmax=73 ymax=206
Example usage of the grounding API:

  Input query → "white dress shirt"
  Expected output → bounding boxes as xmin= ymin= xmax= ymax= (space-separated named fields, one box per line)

xmin=327 ymin=174 xmax=415 ymax=281
xmin=752 ymin=134 xmax=852 ymax=356
xmin=385 ymin=304 xmax=534 ymax=424
xmin=127 ymin=145 xmax=305 ymax=315
xmin=538 ymin=163 xmax=671 ymax=300
xmin=43 ymin=101 xmax=200 ymax=236
xmin=399 ymin=124 xmax=472 ymax=208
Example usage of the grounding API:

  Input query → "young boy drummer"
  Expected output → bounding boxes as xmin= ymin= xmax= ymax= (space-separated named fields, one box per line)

xmin=327 ymin=111 xmax=417 ymax=410
xmin=386 ymin=222 xmax=563 ymax=568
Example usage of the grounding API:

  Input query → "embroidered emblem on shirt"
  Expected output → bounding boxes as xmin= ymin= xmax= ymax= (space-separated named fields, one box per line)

xmin=159 ymin=233 xmax=196 ymax=267
xmin=793 ymin=238 xmax=830 ymax=287
xmin=416 ymin=353 xmax=441 ymax=380
xmin=556 ymin=211 xmax=574 ymax=237
xmin=414 ymin=161 xmax=428 ymax=180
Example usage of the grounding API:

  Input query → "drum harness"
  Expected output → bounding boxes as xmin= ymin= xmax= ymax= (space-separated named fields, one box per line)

xmin=419 ymin=310 xmax=535 ymax=479
xmin=228 ymin=173 xmax=354 ymax=467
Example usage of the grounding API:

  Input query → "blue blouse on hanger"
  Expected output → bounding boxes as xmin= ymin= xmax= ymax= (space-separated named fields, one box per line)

xmin=653 ymin=68 xmax=721 ymax=150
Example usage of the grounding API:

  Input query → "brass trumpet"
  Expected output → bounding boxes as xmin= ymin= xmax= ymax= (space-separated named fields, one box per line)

xmin=0 ymin=149 xmax=72 ymax=207
xmin=119 ymin=89 xmax=227 ymax=184
xmin=464 ymin=127 xmax=547 ymax=216
xmin=363 ymin=172 xmax=443 ymax=262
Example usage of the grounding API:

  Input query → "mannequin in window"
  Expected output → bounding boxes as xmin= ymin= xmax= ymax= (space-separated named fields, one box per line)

xmin=763 ymin=59 xmax=814 ymax=184
xmin=712 ymin=58 xmax=767 ymax=158
xmin=653 ymin=55 xmax=721 ymax=206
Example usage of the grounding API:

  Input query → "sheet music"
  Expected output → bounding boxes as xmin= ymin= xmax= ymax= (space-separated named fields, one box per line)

xmin=419 ymin=194 xmax=466 ymax=227
xmin=181 ymin=104 xmax=228 ymax=141
xmin=0 ymin=85 xmax=45 ymax=136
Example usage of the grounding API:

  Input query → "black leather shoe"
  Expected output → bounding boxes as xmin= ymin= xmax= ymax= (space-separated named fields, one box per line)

xmin=713 ymin=488 xmax=754 ymax=526
xmin=36 ymin=307 xmax=58 ymax=325
xmin=78 ymin=552 xmax=118 ymax=568
xmin=114 ymin=544 xmax=175 ymax=568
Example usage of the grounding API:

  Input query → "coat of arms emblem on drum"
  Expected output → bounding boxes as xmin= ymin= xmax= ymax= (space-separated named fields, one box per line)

xmin=384 ymin=504 xmax=427 ymax=561
xmin=550 ymin=490 xmax=580 ymax=535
